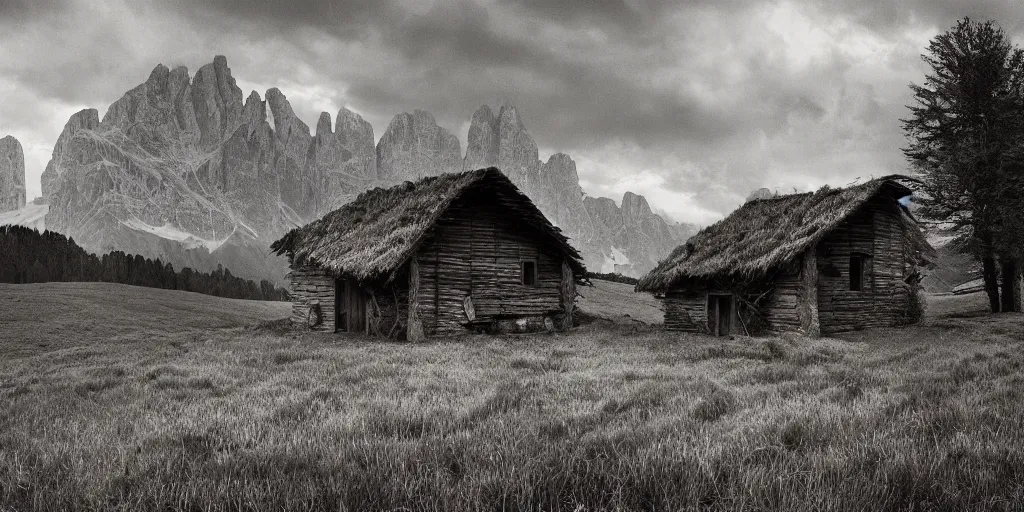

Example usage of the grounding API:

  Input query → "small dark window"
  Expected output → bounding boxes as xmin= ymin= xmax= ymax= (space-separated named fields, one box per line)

xmin=521 ymin=260 xmax=537 ymax=286
xmin=849 ymin=255 xmax=865 ymax=291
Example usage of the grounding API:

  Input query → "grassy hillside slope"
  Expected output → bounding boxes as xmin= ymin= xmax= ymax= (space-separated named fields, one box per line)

xmin=1 ymin=285 xmax=1022 ymax=510
xmin=0 ymin=282 xmax=290 ymax=358
xmin=577 ymin=278 xmax=664 ymax=325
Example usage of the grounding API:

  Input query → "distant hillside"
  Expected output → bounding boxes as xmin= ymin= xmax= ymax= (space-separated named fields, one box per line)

xmin=578 ymin=279 xmax=664 ymax=325
xmin=0 ymin=282 xmax=290 ymax=358
xmin=921 ymin=241 xmax=979 ymax=293
xmin=0 ymin=225 xmax=288 ymax=301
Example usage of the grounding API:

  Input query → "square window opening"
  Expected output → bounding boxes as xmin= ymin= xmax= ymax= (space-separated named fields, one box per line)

xmin=521 ymin=260 xmax=538 ymax=286
xmin=849 ymin=255 xmax=865 ymax=291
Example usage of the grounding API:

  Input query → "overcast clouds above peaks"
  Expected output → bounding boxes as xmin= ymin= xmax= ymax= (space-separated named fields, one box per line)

xmin=1 ymin=0 xmax=1022 ymax=225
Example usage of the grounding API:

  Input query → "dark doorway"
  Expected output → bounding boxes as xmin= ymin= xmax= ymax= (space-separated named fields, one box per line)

xmin=335 ymin=278 xmax=367 ymax=333
xmin=849 ymin=255 xmax=865 ymax=291
xmin=707 ymin=294 xmax=734 ymax=336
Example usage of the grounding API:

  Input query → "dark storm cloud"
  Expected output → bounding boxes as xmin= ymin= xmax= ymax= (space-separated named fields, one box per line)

xmin=167 ymin=0 xmax=388 ymax=37
xmin=0 ymin=0 xmax=65 ymax=21
xmin=814 ymin=0 xmax=1024 ymax=36
xmin=4 ymin=0 xmax=1024 ymax=218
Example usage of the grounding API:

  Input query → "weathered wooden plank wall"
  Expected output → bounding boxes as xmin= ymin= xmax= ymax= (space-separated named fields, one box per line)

xmin=761 ymin=270 xmax=802 ymax=331
xmin=815 ymin=197 xmax=911 ymax=333
xmin=415 ymin=194 xmax=567 ymax=336
xmin=288 ymin=267 xmax=336 ymax=332
xmin=661 ymin=197 xmax=917 ymax=336
xmin=663 ymin=290 xmax=707 ymax=333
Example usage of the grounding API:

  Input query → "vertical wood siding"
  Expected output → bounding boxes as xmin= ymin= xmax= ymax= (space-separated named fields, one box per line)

xmin=815 ymin=197 xmax=911 ymax=333
xmin=662 ymin=198 xmax=917 ymax=335
xmin=761 ymin=270 xmax=802 ymax=331
xmin=415 ymin=195 xmax=569 ymax=336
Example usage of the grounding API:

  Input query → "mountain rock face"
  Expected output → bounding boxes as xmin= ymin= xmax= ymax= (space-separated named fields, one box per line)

xmin=41 ymin=57 xmax=697 ymax=282
xmin=41 ymin=109 xmax=101 ymax=202
xmin=41 ymin=57 xmax=376 ymax=283
xmin=0 ymin=136 xmax=26 ymax=212
xmin=461 ymin=104 xmax=698 ymax=275
xmin=376 ymin=110 xmax=461 ymax=183
xmin=464 ymin=105 xmax=540 ymax=192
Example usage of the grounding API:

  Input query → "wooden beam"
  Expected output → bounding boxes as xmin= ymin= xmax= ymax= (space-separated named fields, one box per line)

xmin=407 ymin=258 xmax=425 ymax=342
xmin=558 ymin=259 xmax=575 ymax=331
xmin=798 ymin=245 xmax=821 ymax=337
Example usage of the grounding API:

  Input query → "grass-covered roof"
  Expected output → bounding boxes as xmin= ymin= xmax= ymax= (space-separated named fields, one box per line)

xmin=636 ymin=176 xmax=935 ymax=292
xmin=271 ymin=167 xmax=585 ymax=282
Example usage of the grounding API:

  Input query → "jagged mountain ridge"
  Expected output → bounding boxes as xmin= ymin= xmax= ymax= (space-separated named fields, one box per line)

xmin=0 ymin=135 xmax=26 ymax=213
xmin=459 ymin=104 xmax=698 ymax=275
xmin=41 ymin=56 xmax=696 ymax=282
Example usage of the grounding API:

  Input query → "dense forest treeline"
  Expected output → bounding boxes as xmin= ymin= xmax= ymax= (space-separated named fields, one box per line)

xmin=0 ymin=225 xmax=289 ymax=301
xmin=586 ymin=272 xmax=639 ymax=285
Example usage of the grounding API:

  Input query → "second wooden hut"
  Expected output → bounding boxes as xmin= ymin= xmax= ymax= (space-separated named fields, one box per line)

xmin=636 ymin=176 xmax=935 ymax=336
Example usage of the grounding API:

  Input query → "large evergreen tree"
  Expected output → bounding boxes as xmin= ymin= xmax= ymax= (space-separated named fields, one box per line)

xmin=903 ymin=17 xmax=1024 ymax=312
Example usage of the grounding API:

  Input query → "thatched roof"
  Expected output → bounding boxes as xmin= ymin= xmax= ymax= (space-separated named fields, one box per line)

xmin=271 ymin=167 xmax=585 ymax=282
xmin=636 ymin=176 xmax=936 ymax=292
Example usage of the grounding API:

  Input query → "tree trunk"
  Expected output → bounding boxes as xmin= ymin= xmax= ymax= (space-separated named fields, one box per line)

xmin=999 ymin=257 xmax=1021 ymax=313
xmin=982 ymin=255 xmax=1001 ymax=313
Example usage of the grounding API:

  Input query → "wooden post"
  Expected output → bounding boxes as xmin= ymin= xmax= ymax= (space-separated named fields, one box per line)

xmin=558 ymin=259 xmax=575 ymax=331
xmin=407 ymin=258 xmax=425 ymax=342
xmin=798 ymin=245 xmax=821 ymax=337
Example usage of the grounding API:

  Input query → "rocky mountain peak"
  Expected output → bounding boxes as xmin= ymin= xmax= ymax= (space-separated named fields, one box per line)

xmin=41 ymin=108 xmax=100 ymax=200
xmin=464 ymin=105 xmax=499 ymax=170
xmin=621 ymin=191 xmax=653 ymax=218
xmin=335 ymin=107 xmax=368 ymax=135
xmin=376 ymin=109 xmax=461 ymax=183
xmin=0 ymin=136 xmax=26 ymax=213
xmin=37 ymin=58 xmax=698 ymax=284
xmin=497 ymin=104 xmax=526 ymax=133
xmin=464 ymin=103 xmax=538 ymax=191
xmin=240 ymin=91 xmax=266 ymax=134
xmin=190 ymin=56 xmax=243 ymax=148
xmin=316 ymin=112 xmax=333 ymax=137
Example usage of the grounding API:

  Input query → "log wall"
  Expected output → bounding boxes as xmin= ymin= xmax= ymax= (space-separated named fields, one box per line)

xmin=662 ymin=197 xmax=918 ymax=336
xmin=815 ymin=197 xmax=912 ymax=333
xmin=288 ymin=267 xmax=336 ymax=332
xmin=414 ymin=195 xmax=571 ymax=336
xmin=663 ymin=290 xmax=708 ymax=333
xmin=761 ymin=269 xmax=802 ymax=332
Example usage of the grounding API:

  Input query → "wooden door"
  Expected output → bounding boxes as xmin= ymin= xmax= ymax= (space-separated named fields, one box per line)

xmin=335 ymin=278 xmax=367 ymax=334
xmin=346 ymin=280 xmax=366 ymax=333
xmin=707 ymin=294 xmax=733 ymax=336
xmin=335 ymin=278 xmax=348 ymax=332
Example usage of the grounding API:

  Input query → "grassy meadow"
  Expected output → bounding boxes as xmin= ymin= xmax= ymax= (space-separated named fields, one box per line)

xmin=1 ymin=282 xmax=1023 ymax=510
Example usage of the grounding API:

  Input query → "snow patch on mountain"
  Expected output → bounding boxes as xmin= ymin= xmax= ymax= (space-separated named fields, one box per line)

xmin=0 ymin=203 xmax=48 ymax=231
xmin=120 ymin=218 xmax=232 ymax=252
xmin=599 ymin=246 xmax=632 ymax=273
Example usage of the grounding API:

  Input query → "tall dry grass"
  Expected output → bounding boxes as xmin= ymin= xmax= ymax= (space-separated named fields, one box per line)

xmin=1 ymin=293 xmax=1023 ymax=510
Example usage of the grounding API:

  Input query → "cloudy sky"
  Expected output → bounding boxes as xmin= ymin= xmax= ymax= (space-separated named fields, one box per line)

xmin=1 ymin=0 xmax=1022 ymax=225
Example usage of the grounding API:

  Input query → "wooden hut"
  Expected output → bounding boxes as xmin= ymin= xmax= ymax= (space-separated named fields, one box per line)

xmin=636 ymin=176 xmax=935 ymax=336
xmin=270 ymin=167 xmax=586 ymax=340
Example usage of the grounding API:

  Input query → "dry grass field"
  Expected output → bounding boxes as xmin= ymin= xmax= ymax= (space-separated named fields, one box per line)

xmin=1 ymin=282 xmax=1023 ymax=511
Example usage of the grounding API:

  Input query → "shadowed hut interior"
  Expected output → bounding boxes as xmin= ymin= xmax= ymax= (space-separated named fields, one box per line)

xmin=271 ymin=167 xmax=586 ymax=340
xmin=636 ymin=176 xmax=936 ymax=336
